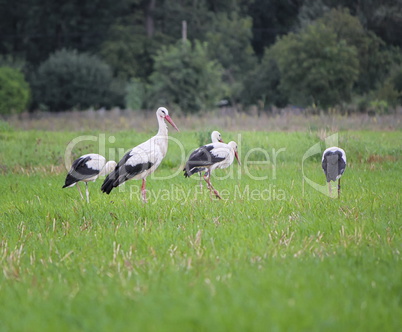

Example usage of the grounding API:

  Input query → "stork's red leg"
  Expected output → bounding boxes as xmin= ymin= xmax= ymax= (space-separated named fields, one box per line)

xmin=141 ymin=179 xmax=147 ymax=203
xmin=203 ymin=173 xmax=221 ymax=199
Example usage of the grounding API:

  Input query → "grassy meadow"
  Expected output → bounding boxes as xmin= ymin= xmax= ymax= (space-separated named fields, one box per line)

xmin=0 ymin=118 xmax=401 ymax=331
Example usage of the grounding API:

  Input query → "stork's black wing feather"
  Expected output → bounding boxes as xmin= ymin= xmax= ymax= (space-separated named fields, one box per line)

xmin=101 ymin=151 xmax=153 ymax=194
xmin=322 ymin=151 xmax=346 ymax=182
xmin=183 ymin=145 xmax=225 ymax=177
xmin=62 ymin=156 xmax=100 ymax=188
xmin=321 ymin=157 xmax=327 ymax=173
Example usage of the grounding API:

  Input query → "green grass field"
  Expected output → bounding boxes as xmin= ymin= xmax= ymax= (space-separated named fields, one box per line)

xmin=0 ymin=123 xmax=401 ymax=331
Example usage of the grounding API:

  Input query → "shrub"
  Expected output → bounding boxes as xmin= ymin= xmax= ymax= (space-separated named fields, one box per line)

xmin=316 ymin=8 xmax=386 ymax=94
xmin=149 ymin=40 xmax=228 ymax=112
xmin=0 ymin=67 xmax=31 ymax=115
xmin=125 ymin=78 xmax=146 ymax=110
xmin=271 ymin=22 xmax=359 ymax=108
xmin=32 ymin=49 xmax=123 ymax=111
xmin=368 ymin=100 xmax=389 ymax=115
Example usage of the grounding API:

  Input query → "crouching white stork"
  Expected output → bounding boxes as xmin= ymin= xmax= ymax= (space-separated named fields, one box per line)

xmin=321 ymin=147 xmax=347 ymax=198
xmin=63 ymin=154 xmax=117 ymax=203
xmin=183 ymin=141 xmax=240 ymax=199
xmin=101 ymin=107 xmax=179 ymax=203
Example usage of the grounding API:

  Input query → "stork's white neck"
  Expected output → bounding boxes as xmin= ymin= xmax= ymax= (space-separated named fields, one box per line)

xmin=157 ymin=115 xmax=168 ymax=136
xmin=99 ymin=161 xmax=116 ymax=176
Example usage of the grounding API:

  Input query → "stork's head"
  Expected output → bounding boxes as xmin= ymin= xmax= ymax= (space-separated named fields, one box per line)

xmin=157 ymin=107 xmax=179 ymax=131
xmin=228 ymin=141 xmax=241 ymax=166
xmin=211 ymin=131 xmax=223 ymax=143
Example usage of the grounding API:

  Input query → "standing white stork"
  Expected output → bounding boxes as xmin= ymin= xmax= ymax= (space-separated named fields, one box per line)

xmin=101 ymin=107 xmax=179 ymax=202
xmin=321 ymin=146 xmax=347 ymax=198
xmin=62 ymin=154 xmax=117 ymax=203
xmin=210 ymin=131 xmax=224 ymax=144
xmin=196 ymin=131 xmax=224 ymax=189
xmin=183 ymin=141 xmax=240 ymax=199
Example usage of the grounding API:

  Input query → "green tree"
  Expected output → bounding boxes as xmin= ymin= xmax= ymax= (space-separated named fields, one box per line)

xmin=149 ymin=40 xmax=228 ymax=112
xmin=153 ymin=0 xmax=213 ymax=42
xmin=125 ymin=77 xmax=146 ymax=110
xmin=357 ymin=0 xmax=402 ymax=48
xmin=0 ymin=0 xmax=129 ymax=66
xmin=298 ymin=0 xmax=330 ymax=28
xmin=32 ymin=49 xmax=123 ymax=111
xmin=315 ymin=8 xmax=387 ymax=94
xmin=206 ymin=12 xmax=257 ymax=104
xmin=299 ymin=0 xmax=402 ymax=48
xmin=241 ymin=50 xmax=288 ymax=109
xmin=378 ymin=65 xmax=402 ymax=106
xmin=100 ymin=24 xmax=156 ymax=81
xmin=0 ymin=67 xmax=31 ymax=115
xmin=247 ymin=0 xmax=304 ymax=56
xmin=272 ymin=22 xmax=359 ymax=108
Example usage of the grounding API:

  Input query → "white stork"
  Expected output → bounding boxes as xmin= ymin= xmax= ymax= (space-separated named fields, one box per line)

xmin=183 ymin=141 xmax=240 ymax=199
xmin=321 ymin=146 xmax=347 ymax=198
xmin=101 ymin=107 xmax=179 ymax=202
xmin=211 ymin=131 xmax=224 ymax=144
xmin=62 ymin=154 xmax=117 ymax=203
xmin=196 ymin=131 xmax=224 ymax=188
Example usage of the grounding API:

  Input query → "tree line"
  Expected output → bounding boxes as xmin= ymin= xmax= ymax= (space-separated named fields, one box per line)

xmin=1 ymin=0 xmax=402 ymax=114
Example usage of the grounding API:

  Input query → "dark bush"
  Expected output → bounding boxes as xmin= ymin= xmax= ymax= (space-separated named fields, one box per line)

xmin=0 ymin=67 xmax=31 ymax=115
xmin=32 ymin=49 xmax=123 ymax=111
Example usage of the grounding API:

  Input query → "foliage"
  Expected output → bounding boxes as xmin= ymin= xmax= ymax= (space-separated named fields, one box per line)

xmin=357 ymin=0 xmax=402 ymax=48
xmin=1 ymin=0 xmax=402 ymax=111
xmin=298 ymin=0 xmax=330 ymax=28
xmin=0 ymin=0 xmax=129 ymax=65
xmin=302 ymin=0 xmax=402 ymax=48
xmin=153 ymin=0 xmax=215 ymax=42
xmin=315 ymin=8 xmax=387 ymax=94
xmin=100 ymin=24 xmax=164 ymax=82
xmin=125 ymin=78 xmax=146 ymax=110
xmin=247 ymin=0 xmax=303 ymax=55
xmin=0 ymin=67 xmax=31 ymax=115
xmin=271 ymin=22 xmax=359 ymax=108
xmin=0 ymin=55 xmax=26 ymax=71
xmin=241 ymin=50 xmax=288 ymax=108
xmin=390 ymin=65 xmax=402 ymax=95
xmin=356 ymin=64 xmax=402 ymax=112
xmin=0 ymin=119 xmax=14 ymax=132
xmin=206 ymin=12 xmax=257 ymax=102
xmin=371 ymin=80 xmax=401 ymax=110
xmin=149 ymin=40 xmax=228 ymax=112
xmin=31 ymin=49 xmax=124 ymax=111
xmin=368 ymin=99 xmax=389 ymax=115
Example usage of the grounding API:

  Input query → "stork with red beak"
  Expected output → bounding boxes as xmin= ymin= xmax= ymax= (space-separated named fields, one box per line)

xmin=210 ymin=131 xmax=224 ymax=144
xmin=195 ymin=131 xmax=224 ymax=188
xmin=183 ymin=141 xmax=240 ymax=199
xmin=101 ymin=107 xmax=179 ymax=202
